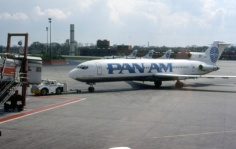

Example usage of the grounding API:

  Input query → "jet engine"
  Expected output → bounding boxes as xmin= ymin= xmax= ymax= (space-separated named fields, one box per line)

xmin=198 ymin=64 xmax=219 ymax=71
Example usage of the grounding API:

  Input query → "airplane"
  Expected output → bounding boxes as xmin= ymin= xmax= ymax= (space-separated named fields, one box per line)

xmin=137 ymin=49 xmax=172 ymax=59
xmin=68 ymin=41 xmax=236 ymax=92
xmin=139 ymin=50 xmax=155 ymax=59
xmin=158 ymin=49 xmax=172 ymax=59
xmin=103 ymin=50 xmax=138 ymax=59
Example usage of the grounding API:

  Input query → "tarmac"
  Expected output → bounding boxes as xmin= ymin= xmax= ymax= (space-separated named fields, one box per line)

xmin=1 ymin=60 xmax=236 ymax=149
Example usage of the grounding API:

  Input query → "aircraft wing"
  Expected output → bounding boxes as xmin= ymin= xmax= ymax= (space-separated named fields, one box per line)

xmin=153 ymin=73 xmax=236 ymax=80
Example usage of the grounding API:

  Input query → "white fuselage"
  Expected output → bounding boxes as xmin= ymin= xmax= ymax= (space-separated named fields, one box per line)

xmin=68 ymin=59 xmax=217 ymax=83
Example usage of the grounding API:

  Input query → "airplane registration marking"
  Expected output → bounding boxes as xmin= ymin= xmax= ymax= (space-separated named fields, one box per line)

xmin=0 ymin=98 xmax=86 ymax=124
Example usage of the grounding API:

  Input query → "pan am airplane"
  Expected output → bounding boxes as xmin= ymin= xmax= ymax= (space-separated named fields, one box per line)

xmin=158 ymin=49 xmax=172 ymax=59
xmin=136 ymin=49 xmax=172 ymax=59
xmin=139 ymin=50 xmax=155 ymax=59
xmin=68 ymin=41 xmax=236 ymax=92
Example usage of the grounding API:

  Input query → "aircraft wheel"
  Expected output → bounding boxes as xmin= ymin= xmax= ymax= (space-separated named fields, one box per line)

xmin=88 ymin=87 xmax=95 ymax=93
xmin=154 ymin=81 xmax=162 ymax=88
xmin=175 ymin=81 xmax=184 ymax=89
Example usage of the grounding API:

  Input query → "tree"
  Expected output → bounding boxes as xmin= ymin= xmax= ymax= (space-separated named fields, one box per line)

xmin=51 ymin=42 xmax=62 ymax=54
xmin=29 ymin=42 xmax=46 ymax=54
xmin=61 ymin=39 xmax=79 ymax=55
xmin=61 ymin=39 xmax=70 ymax=55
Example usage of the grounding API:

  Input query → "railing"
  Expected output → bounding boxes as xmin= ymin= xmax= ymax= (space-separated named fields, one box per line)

xmin=0 ymin=80 xmax=15 ymax=97
xmin=0 ymin=82 xmax=21 ymax=107
xmin=0 ymin=57 xmax=7 ymax=83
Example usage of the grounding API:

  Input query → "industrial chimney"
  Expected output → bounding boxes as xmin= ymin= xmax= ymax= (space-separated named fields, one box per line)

xmin=70 ymin=24 xmax=75 ymax=55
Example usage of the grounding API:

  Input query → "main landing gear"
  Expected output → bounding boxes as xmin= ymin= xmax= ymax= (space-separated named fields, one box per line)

xmin=175 ymin=80 xmax=184 ymax=89
xmin=154 ymin=80 xmax=162 ymax=88
xmin=87 ymin=82 xmax=95 ymax=93
xmin=154 ymin=80 xmax=184 ymax=89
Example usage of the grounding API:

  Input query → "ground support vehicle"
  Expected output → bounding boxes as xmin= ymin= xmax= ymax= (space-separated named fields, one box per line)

xmin=31 ymin=79 xmax=68 ymax=96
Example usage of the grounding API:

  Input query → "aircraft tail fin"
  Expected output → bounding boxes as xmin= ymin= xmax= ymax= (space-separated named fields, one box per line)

xmin=190 ymin=41 xmax=230 ymax=64
xmin=141 ymin=50 xmax=155 ymax=59
xmin=126 ymin=50 xmax=138 ymax=58
xmin=159 ymin=49 xmax=172 ymax=59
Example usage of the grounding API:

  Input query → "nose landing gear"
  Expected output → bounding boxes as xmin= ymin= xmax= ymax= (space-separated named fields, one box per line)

xmin=87 ymin=82 xmax=95 ymax=93
xmin=88 ymin=86 xmax=95 ymax=92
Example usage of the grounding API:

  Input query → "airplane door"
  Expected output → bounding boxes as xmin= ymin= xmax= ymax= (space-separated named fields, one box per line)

xmin=96 ymin=62 xmax=102 ymax=75
xmin=191 ymin=63 xmax=195 ymax=73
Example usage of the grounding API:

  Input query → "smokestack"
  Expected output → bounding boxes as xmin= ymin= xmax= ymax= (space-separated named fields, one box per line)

xmin=70 ymin=24 xmax=75 ymax=55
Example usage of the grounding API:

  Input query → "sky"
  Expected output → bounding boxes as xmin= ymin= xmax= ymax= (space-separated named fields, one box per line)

xmin=0 ymin=0 xmax=236 ymax=47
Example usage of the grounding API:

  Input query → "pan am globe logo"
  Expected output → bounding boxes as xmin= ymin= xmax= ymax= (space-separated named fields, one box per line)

xmin=210 ymin=47 xmax=219 ymax=63
xmin=149 ymin=52 xmax=152 ymax=57
xmin=166 ymin=53 xmax=170 ymax=58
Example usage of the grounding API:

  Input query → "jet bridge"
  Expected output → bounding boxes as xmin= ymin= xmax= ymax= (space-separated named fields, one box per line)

xmin=0 ymin=33 xmax=42 ymax=111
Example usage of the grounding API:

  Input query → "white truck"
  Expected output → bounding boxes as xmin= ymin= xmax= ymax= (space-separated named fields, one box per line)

xmin=31 ymin=79 xmax=67 ymax=96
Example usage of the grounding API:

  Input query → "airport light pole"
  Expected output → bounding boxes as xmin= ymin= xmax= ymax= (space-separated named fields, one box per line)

xmin=48 ymin=18 xmax=52 ymax=59
xmin=46 ymin=27 xmax=48 ymax=54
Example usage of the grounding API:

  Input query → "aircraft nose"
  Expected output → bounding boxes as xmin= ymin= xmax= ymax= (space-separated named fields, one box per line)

xmin=68 ymin=69 xmax=77 ymax=80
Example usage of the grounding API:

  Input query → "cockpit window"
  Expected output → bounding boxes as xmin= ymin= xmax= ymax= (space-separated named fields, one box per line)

xmin=77 ymin=65 xmax=89 ymax=69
